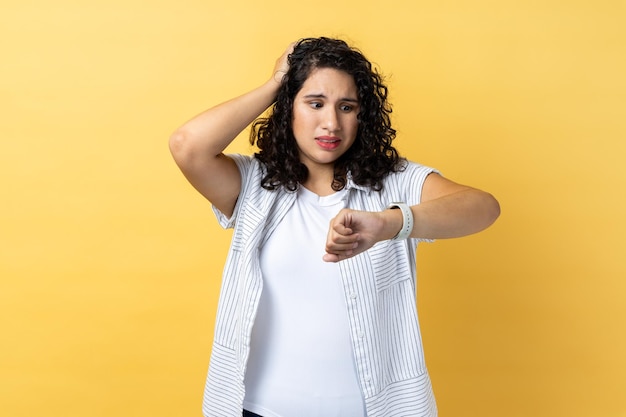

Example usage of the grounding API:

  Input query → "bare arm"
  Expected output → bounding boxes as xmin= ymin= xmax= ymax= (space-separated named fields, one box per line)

xmin=323 ymin=173 xmax=500 ymax=262
xmin=168 ymin=44 xmax=293 ymax=217
xmin=411 ymin=172 xmax=501 ymax=239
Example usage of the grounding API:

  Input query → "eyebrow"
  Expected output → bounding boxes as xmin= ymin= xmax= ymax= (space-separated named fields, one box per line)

xmin=302 ymin=93 xmax=359 ymax=103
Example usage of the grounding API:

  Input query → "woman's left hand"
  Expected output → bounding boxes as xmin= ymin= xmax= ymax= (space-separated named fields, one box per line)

xmin=323 ymin=208 xmax=402 ymax=263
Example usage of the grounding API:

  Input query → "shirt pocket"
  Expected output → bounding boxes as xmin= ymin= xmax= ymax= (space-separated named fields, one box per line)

xmin=369 ymin=240 xmax=414 ymax=292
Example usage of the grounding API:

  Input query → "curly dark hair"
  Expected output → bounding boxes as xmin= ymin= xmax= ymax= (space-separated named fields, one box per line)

xmin=250 ymin=37 xmax=402 ymax=192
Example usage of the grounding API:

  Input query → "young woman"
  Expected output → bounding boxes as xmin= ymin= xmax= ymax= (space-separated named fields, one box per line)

xmin=170 ymin=37 xmax=500 ymax=417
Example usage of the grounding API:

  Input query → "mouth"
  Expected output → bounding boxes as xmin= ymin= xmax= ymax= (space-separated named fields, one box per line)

xmin=315 ymin=136 xmax=341 ymax=150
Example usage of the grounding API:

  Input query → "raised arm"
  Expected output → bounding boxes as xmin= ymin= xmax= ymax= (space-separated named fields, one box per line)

xmin=169 ymin=44 xmax=293 ymax=217
xmin=409 ymin=173 xmax=501 ymax=239
xmin=323 ymin=173 xmax=500 ymax=262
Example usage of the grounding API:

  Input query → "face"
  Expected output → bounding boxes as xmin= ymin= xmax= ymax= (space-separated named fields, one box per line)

xmin=291 ymin=67 xmax=360 ymax=176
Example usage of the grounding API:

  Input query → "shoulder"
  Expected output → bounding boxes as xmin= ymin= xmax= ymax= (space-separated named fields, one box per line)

xmin=213 ymin=154 xmax=273 ymax=228
xmin=227 ymin=153 xmax=255 ymax=172
xmin=225 ymin=153 xmax=267 ymax=182
xmin=386 ymin=159 xmax=439 ymax=184
xmin=379 ymin=159 xmax=440 ymax=205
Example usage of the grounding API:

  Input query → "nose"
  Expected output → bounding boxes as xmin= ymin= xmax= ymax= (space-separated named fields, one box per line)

xmin=323 ymin=107 xmax=340 ymax=132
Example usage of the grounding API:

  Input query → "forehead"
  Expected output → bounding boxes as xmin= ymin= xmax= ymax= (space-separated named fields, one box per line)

xmin=297 ymin=67 xmax=358 ymax=97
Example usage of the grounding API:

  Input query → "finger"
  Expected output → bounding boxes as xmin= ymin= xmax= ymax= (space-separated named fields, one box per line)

xmin=326 ymin=241 xmax=358 ymax=254
xmin=322 ymin=251 xmax=353 ymax=263
xmin=322 ymin=241 xmax=362 ymax=262
xmin=331 ymin=221 xmax=354 ymax=237
xmin=325 ymin=238 xmax=359 ymax=257
xmin=328 ymin=232 xmax=359 ymax=246
xmin=326 ymin=227 xmax=359 ymax=248
xmin=322 ymin=253 xmax=341 ymax=263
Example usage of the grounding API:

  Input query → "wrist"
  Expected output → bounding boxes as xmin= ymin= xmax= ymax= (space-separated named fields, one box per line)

xmin=272 ymin=70 xmax=287 ymax=84
xmin=260 ymin=77 xmax=282 ymax=102
xmin=386 ymin=203 xmax=414 ymax=240
xmin=382 ymin=206 xmax=403 ymax=241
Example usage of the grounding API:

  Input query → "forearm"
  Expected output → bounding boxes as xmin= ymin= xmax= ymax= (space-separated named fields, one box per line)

xmin=169 ymin=79 xmax=280 ymax=159
xmin=323 ymin=189 xmax=499 ymax=262
xmin=409 ymin=188 xmax=500 ymax=239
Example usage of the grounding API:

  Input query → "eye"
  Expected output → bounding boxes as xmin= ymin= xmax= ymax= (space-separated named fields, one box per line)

xmin=340 ymin=104 xmax=355 ymax=112
xmin=309 ymin=101 xmax=323 ymax=109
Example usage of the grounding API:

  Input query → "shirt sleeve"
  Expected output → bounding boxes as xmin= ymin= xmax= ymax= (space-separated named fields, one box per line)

xmin=391 ymin=160 xmax=440 ymax=207
xmin=211 ymin=153 xmax=254 ymax=229
xmin=390 ymin=160 xmax=440 ymax=243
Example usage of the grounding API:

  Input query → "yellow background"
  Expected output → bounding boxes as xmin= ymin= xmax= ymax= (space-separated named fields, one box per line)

xmin=2 ymin=0 xmax=624 ymax=416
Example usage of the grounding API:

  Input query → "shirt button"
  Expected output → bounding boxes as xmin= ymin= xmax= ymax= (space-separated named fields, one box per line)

xmin=364 ymin=375 xmax=372 ymax=382
xmin=358 ymin=331 xmax=365 ymax=338
xmin=349 ymin=292 xmax=357 ymax=299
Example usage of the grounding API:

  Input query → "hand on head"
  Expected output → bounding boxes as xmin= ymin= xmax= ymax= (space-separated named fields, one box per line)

xmin=272 ymin=42 xmax=296 ymax=84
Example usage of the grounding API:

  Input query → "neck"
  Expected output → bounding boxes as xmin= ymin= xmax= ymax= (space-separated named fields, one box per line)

xmin=301 ymin=178 xmax=336 ymax=196
xmin=300 ymin=158 xmax=348 ymax=196
xmin=301 ymin=167 xmax=339 ymax=196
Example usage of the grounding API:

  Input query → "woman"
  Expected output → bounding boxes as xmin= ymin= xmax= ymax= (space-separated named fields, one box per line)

xmin=170 ymin=37 xmax=500 ymax=417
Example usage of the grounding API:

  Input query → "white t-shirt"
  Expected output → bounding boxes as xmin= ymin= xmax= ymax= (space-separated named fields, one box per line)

xmin=243 ymin=186 xmax=365 ymax=417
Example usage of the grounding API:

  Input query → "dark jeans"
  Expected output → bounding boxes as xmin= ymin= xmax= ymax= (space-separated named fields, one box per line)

xmin=243 ymin=410 xmax=263 ymax=417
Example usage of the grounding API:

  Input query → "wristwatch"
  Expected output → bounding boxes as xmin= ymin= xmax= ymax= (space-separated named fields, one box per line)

xmin=386 ymin=202 xmax=413 ymax=240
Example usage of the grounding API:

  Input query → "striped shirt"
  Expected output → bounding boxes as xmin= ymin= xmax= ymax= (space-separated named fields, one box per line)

xmin=202 ymin=154 xmax=438 ymax=417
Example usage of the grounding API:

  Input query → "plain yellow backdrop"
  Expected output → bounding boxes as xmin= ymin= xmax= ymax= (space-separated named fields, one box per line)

xmin=1 ymin=0 xmax=624 ymax=416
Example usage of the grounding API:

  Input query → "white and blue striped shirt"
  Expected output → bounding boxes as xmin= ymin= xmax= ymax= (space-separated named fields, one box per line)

xmin=202 ymin=154 xmax=438 ymax=417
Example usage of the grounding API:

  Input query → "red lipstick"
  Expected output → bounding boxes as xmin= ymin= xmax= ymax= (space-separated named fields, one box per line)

xmin=315 ymin=136 xmax=341 ymax=150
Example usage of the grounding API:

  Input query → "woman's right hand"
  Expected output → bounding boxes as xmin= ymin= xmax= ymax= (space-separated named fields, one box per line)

xmin=272 ymin=42 xmax=296 ymax=84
